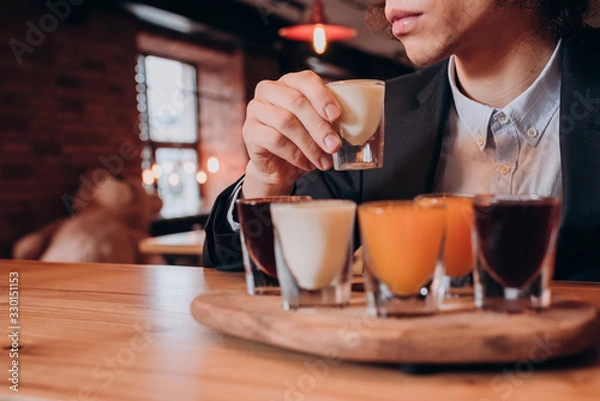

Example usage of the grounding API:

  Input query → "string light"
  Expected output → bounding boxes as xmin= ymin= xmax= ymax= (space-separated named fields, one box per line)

xmin=151 ymin=163 xmax=163 ymax=179
xmin=168 ymin=172 xmax=180 ymax=187
xmin=183 ymin=161 xmax=196 ymax=174
xmin=207 ymin=156 xmax=219 ymax=173
xmin=142 ymin=169 xmax=154 ymax=185
xmin=196 ymin=171 xmax=208 ymax=184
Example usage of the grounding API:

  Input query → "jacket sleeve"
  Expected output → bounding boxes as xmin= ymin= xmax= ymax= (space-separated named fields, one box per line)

xmin=202 ymin=169 xmax=362 ymax=271
xmin=202 ymin=177 xmax=246 ymax=271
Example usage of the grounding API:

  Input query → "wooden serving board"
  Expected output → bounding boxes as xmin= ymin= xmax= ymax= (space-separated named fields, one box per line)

xmin=191 ymin=291 xmax=599 ymax=364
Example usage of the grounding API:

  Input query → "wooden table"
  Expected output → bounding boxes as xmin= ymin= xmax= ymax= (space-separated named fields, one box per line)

xmin=138 ymin=230 xmax=205 ymax=265
xmin=138 ymin=230 xmax=205 ymax=255
xmin=1 ymin=259 xmax=599 ymax=401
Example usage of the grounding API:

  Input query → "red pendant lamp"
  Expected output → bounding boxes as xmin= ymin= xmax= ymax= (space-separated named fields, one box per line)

xmin=278 ymin=0 xmax=358 ymax=54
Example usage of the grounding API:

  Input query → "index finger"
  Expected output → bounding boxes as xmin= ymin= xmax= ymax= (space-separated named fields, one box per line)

xmin=279 ymin=71 xmax=342 ymax=122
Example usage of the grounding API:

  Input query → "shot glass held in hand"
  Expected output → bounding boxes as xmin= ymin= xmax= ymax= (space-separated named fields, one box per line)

xmin=270 ymin=200 xmax=356 ymax=310
xmin=359 ymin=201 xmax=447 ymax=317
xmin=472 ymin=195 xmax=561 ymax=313
xmin=236 ymin=196 xmax=311 ymax=295
xmin=327 ymin=79 xmax=385 ymax=170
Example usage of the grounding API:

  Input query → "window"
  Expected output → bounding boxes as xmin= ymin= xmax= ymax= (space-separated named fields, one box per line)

xmin=137 ymin=55 xmax=203 ymax=218
xmin=136 ymin=32 xmax=249 ymax=214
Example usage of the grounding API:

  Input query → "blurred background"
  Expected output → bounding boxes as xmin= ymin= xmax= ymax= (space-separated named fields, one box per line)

xmin=0 ymin=0 xmax=414 ymax=260
xmin=0 ymin=0 xmax=598 ymax=260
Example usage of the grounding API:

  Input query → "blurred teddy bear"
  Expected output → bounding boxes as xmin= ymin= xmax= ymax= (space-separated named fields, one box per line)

xmin=12 ymin=169 xmax=164 ymax=264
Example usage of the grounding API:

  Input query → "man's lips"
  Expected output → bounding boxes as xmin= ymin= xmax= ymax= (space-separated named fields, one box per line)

xmin=388 ymin=11 xmax=422 ymax=36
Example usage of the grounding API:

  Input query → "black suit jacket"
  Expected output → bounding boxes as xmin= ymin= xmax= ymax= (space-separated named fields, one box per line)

xmin=203 ymin=28 xmax=600 ymax=281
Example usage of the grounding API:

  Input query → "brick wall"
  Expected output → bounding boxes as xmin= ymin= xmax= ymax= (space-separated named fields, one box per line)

xmin=0 ymin=2 xmax=141 ymax=258
xmin=0 ymin=2 xmax=281 ymax=259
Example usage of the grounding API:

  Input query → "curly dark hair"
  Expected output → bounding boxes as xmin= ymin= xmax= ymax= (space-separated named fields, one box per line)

xmin=366 ymin=0 xmax=592 ymax=38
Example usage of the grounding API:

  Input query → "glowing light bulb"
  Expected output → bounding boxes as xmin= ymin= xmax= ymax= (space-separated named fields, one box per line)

xmin=168 ymin=172 xmax=180 ymax=187
xmin=183 ymin=161 xmax=196 ymax=174
xmin=207 ymin=156 xmax=220 ymax=173
xmin=196 ymin=171 xmax=208 ymax=184
xmin=312 ymin=24 xmax=327 ymax=55
xmin=142 ymin=169 xmax=154 ymax=185
xmin=151 ymin=163 xmax=163 ymax=179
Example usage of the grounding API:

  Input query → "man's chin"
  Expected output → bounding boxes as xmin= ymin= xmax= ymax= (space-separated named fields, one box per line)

xmin=398 ymin=38 xmax=449 ymax=68
xmin=404 ymin=50 xmax=444 ymax=69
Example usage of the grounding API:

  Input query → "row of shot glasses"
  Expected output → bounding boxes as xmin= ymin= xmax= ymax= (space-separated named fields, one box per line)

xmin=237 ymin=194 xmax=561 ymax=316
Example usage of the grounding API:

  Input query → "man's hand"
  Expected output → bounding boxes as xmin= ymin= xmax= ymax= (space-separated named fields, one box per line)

xmin=241 ymin=70 xmax=343 ymax=198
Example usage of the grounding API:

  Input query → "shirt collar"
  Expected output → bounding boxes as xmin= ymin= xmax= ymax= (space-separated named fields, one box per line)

xmin=447 ymin=40 xmax=562 ymax=151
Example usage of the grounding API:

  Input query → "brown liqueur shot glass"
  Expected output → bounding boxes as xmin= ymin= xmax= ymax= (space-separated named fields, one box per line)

xmin=472 ymin=195 xmax=561 ymax=312
xmin=236 ymin=196 xmax=311 ymax=295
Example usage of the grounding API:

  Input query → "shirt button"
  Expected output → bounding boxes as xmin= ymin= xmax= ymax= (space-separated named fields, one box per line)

xmin=499 ymin=165 xmax=511 ymax=175
xmin=527 ymin=128 xmax=539 ymax=138
xmin=497 ymin=113 xmax=509 ymax=125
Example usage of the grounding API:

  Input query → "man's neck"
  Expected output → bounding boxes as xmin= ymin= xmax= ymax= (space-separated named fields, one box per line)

xmin=454 ymin=28 xmax=558 ymax=109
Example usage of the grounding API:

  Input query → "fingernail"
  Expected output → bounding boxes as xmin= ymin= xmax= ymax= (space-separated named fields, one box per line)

xmin=324 ymin=134 xmax=340 ymax=152
xmin=325 ymin=104 xmax=341 ymax=121
xmin=320 ymin=154 xmax=332 ymax=170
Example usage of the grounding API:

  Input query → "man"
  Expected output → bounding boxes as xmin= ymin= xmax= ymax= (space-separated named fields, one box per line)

xmin=203 ymin=0 xmax=600 ymax=281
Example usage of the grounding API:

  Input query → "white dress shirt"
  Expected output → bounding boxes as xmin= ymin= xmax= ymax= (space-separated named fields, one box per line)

xmin=434 ymin=41 xmax=563 ymax=196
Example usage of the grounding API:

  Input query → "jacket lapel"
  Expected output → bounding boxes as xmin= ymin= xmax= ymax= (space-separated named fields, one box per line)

xmin=556 ymin=29 xmax=600 ymax=278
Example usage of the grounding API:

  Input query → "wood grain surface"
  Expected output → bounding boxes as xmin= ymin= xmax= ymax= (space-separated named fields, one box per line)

xmin=191 ymin=291 xmax=599 ymax=364
xmin=138 ymin=230 xmax=205 ymax=255
xmin=1 ymin=259 xmax=600 ymax=401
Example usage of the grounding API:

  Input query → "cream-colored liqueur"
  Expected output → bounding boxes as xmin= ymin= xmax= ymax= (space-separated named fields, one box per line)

xmin=328 ymin=80 xmax=384 ymax=146
xmin=271 ymin=201 xmax=356 ymax=290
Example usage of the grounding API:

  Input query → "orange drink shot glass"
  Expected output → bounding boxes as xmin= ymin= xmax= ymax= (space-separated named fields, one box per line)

xmin=415 ymin=194 xmax=475 ymax=298
xmin=358 ymin=201 xmax=447 ymax=317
